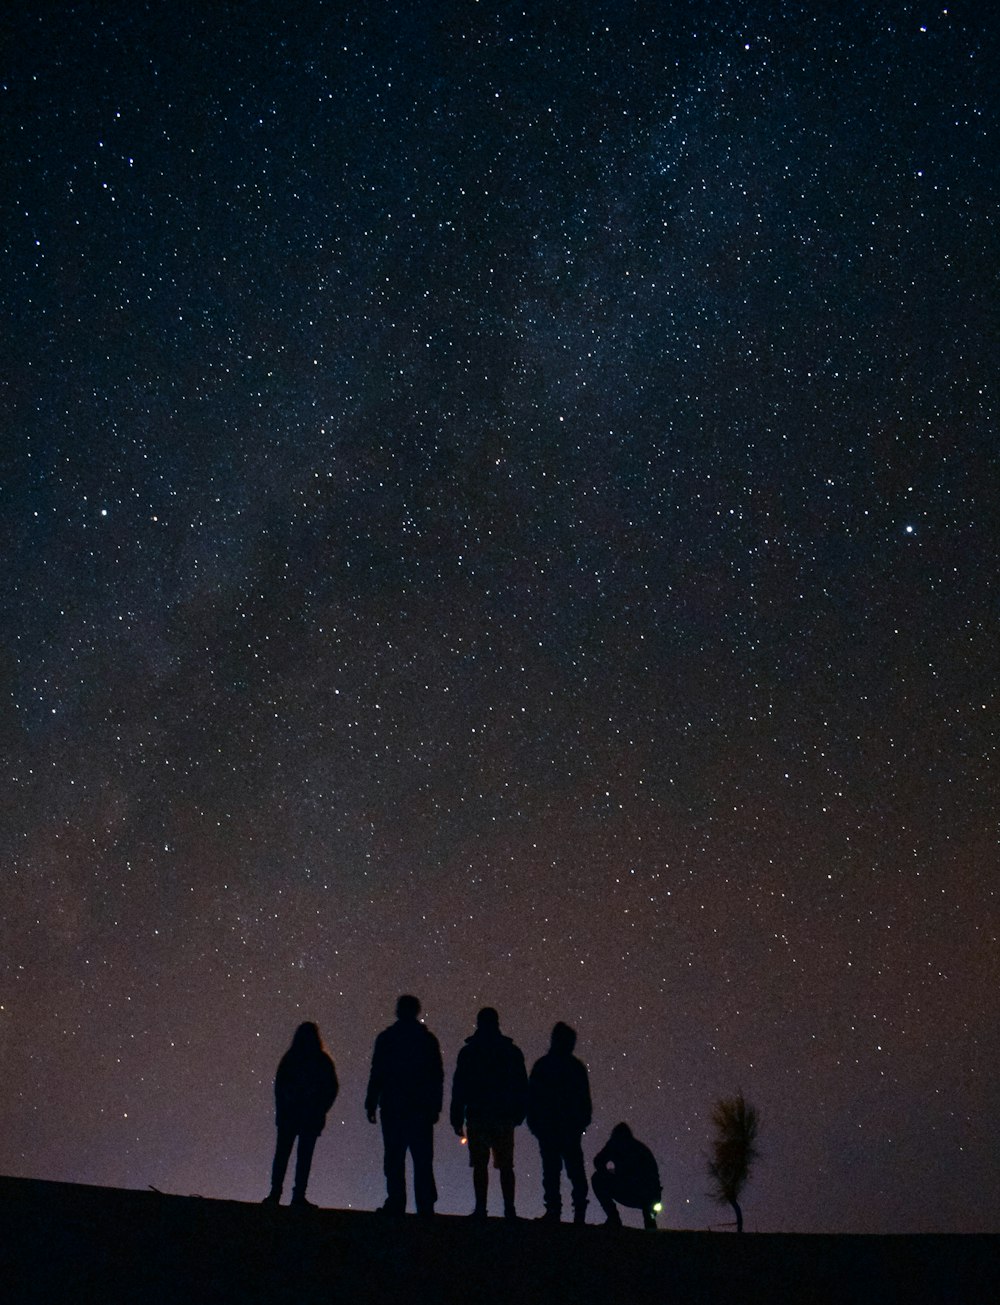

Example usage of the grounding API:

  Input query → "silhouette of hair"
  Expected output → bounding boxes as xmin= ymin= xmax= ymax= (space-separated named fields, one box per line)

xmin=476 ymin=1006 xmax=500 ymax=1032
xmin=396 ymin=994 xmax=421 ymax=1020
xmin=550 ymin=1021 xmax=577 ymax=1054
xmin=610 ymin=1122 xmax=633 ymax=1142
xmin=290 ymin=1022 xmax=323 ymax=1054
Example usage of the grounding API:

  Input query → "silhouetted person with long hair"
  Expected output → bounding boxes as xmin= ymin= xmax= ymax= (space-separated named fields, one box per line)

xmin=527 ymin=1021 xmax=592 ymax=1223
xmin=263 ymin=1021 xmax=338 ymax=1208
xmin=450 ymin=1006 xmax=528 ymax=1220
xmin=591 ymin=1122 xmax=662 ymax=1229
xmin=365 ymin=994 xmax=444 ymax=1216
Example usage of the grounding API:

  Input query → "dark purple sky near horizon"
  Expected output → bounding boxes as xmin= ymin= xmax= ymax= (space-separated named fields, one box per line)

xmin=1 ymin=1 xmax=997 ymax=1233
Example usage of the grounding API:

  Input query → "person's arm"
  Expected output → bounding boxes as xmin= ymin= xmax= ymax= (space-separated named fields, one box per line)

xmin=526 ymin=1060 xmax=541 ymax=1135
xmin=449 ymin=1052 xmax=466 ymax=1135
xmin=274 ymin=1055 xmax=289 ymax=1125
xmin=579 ymin=1062 xmax=593 ymax=1131
xmin=430 ymin=1033 xmax=444 ymax=1121
xmin=364 ymin=1036 xmax=383 ymax=1123
xmin=511 ymin=1047 xmax=528 ymax=1126
xmin=323 ymin=1055 xmax=339 ymax=1112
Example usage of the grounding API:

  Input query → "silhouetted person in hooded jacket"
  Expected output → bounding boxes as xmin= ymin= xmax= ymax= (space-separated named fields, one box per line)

xmin=263 ymin=1022 xmax=338 ymax=1207
xmin=365 ymin=994 xmax=444 ymax=1215
xmin=527 ymin=1021 xmax=592 ymax=1223
xmin=591 ymin=1122 xmax=662 ymax=1229
xmin=450 ymin=1007 xmax=528 ymax=1219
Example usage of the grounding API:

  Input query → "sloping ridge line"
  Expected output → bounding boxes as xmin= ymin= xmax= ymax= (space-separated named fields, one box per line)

xmin=1 ymin=1174 xmax=995 ymax=1305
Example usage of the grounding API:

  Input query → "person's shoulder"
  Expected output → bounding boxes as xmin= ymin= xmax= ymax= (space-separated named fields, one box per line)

xmin=422 ymin=1025 xmax=442 ymax=1052
xmin=508 ymin=1037 xmax=526 ymax=1060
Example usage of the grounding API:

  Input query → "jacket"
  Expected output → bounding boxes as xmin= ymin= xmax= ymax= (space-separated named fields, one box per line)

xmin=274 ymin=1048 xmax=338 ymax=1135
xmin=450 ymin=1029 xmax=528 ymax=1132
xmin=527 ymin=1049 xmax=592 ymax=1138
xmin=365 ymin=1019 xmax=444 ymax=1121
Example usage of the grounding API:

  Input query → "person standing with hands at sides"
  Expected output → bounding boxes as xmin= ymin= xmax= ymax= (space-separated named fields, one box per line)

xmin=365 ymin=994 xmax=444 ymax=1217
xmin=263 ymin=1022 xmax=338 ymax=1208
xmin=527 ymin=1022 xmax=592 ymax=1224
xmin=450 ymin=1007 xmax=528 ymax=1220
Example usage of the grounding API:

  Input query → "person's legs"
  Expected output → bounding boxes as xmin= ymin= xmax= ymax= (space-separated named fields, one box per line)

xmin=538 ymin=1136 xmax=563 ymax=1218
xmin=590 ymin=1167 xmax=621 ymax=1225
xmin=499 ymin=1164 xmax=516 ymax=1218
xmin=291 ymin=1132 xmax=318 ymax=1204
xmin=563 ymin=1135 xmax=589 ymax=1223
xmin=493 ymin=1129 xmax=517 ymax=1218
xmin=409 ymin=1118 xmax=437 ymax=1215
xmin=268 ymin=1124 xmax=296 ymax=1201
xmin=381 ymin=1115 xmax=408 ymax=1213
xmin=609 ymin=1180 xmax=658 ymax=1228
xmin=472 ymin=1161 xmax=489 ymax=1215
xmin=467 ymin=1127 xmax=490 ymax=1216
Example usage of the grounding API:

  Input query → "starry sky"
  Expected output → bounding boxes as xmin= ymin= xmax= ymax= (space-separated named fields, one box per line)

xmin=2 ymin=1 xmax=997 ymax=1234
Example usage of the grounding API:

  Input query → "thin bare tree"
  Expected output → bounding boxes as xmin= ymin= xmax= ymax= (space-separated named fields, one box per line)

xmin=707 ymin=1091 xmax=759 ymax=1233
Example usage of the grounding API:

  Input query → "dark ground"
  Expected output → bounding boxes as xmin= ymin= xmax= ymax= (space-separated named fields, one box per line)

xmin=1 ymin=1176 xmax=995 ymax=1305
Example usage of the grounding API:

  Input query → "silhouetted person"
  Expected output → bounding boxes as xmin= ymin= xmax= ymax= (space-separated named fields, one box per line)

xmin=527 ymin=1021 xmax=592 ymax=1223
xmin=591 ymin=1122 xmax=662 ymax=1229
xmin=365 ymin=994 xmax=444 ymax=1216
xmin=263 ymin=1022 xmax=338 ymax=1208
xmin=450 ymin=1006 xmax=528 ymax=1219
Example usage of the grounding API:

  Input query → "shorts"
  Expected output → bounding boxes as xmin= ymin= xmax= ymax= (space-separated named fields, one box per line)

xmin=466 ymin=1123 xmax=515 ymax=1170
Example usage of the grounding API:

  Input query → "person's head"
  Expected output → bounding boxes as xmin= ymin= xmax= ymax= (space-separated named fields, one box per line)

xmin=609 ymin=1122 xmax=633 ymax=1144
xmin=476 ymin=1006 xmax=500 ymax=1034
xmin=550 ymin=1021 xmax=577 ymax=1054
xmin=396 ymin=994 xmax=421 ymax=1021
xmin=290 ymin=1021 xmax=323 ymax=1054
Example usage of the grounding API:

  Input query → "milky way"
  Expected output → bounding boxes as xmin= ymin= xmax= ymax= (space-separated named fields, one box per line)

xmin=2 ymin=2 xmax=996 ymax=1232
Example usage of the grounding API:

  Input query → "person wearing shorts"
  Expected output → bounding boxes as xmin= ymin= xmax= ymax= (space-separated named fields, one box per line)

xmin=466 ymin=1119 xmax=515 ymax=1174
xmin=450 ymin=1007 xmax=528 ymax=1219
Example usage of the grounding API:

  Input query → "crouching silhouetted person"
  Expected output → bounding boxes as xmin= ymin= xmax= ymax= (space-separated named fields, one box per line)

xmin=450 ymin=1007 xmax=528 ymax=1220
xmin=263 ymin=1022 xmax=339 ymax=1207
xmin=365 ymin=994 xmax=444 ymax=1216
xmin=527 ymin=1022 xmax=592 ymax=1223
xmin=592 ymin=1122 xmax=662 ymax=1229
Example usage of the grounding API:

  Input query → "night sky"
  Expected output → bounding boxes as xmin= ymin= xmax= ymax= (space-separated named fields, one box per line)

xmin=2 ymin=1 xmax=997 ymax=1235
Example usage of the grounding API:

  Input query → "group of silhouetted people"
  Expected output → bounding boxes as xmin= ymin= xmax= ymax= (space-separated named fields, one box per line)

xmin=263 ymin=999 xmax=662 ymax=1229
